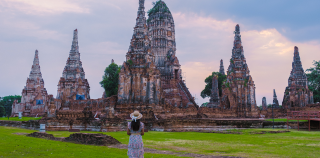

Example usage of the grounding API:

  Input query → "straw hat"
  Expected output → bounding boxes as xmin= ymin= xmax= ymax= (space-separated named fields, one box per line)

xmin=130 ymin=110 xmax=143 ymax=121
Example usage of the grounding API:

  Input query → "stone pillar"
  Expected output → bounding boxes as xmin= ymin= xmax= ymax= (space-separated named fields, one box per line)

xmin=40 ymin=124 xmax=46 ymax=132
xmin=207 ymin=75 xmax=220 ymax=108
xmin=262 ymin=97 xmax=267 ymax=110
xmin=18 ymin=112 xmax=22 ymax=119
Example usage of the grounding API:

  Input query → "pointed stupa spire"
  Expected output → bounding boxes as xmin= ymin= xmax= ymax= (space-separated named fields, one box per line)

xmin=288 ymin=46 xmax=307 ymax=87
xmin=273 ymin=89 xmax=279 ymax=107
xmin=232 ymin=24 xmax=244 ymax=59
xmin=127 ymin=0 xmax=149 ymax=54
xmin=62 ymin=29 xmax=85 ymax=80
xmin=69 ymin=29 xmax=80 ymax=60
xmin=219 ymin=59 xmax=225 ymax=75
xmin=291 ymin=46 xmax=304 ymax=73
xmin=72 ymin=29 xmax=78 ymax=50
xmin=29 ymin=50 xmax=43 ymax=80
xmin=136 ymin=0 xmax=146 ymax=28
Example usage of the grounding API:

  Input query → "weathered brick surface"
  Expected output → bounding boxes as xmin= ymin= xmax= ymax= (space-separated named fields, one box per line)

xmin=207 ymin=75 xmax=220 ymax=108
xmin=12 ymin=50 xmax=49 ymax=117
xmin=282 ymin=46 xmax=314 ymax=109
xmin=147 ymin=0 xmax=197 ymax=109
xmin=56 ymin=29 xmax=90 ymax=102
xmin=219 ymin=24 xmax=259 ymax=118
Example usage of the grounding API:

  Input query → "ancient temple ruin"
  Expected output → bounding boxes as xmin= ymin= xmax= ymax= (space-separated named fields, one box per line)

xmin=207 ymin=75 xmax=220 ymax=108
xmin=147 ymin=0 xmax=197 ymax=108
xmin=262 ymin=97 xmax=267 ymax=110
xmin=220 ymin=24 xmax=259 ymax=117
xmin=282 ymin=46 xmax=313 ymax=108
xmin=117 ymin=0 xmax=161 ymax=105
xmin=219 ymin=59 xmax=225 ymax=75
xmin=12 ymin=50 xmax=50 ymax=116
xmin=57 ymin=29 xmax=90 ymax=101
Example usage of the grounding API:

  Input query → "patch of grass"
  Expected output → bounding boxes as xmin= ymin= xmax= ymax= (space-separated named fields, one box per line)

xmin=35 ymin=128 xmax=320 ymax=158
xmin=0 ymin=117 xmax=42 ymax=121
xmin=1 ymin=127 xmax=320 ymax=158
xmin=265 ymin=118 xmax=308 ymax=122
xmin=0 ymin=127 xmax=186 ymax=158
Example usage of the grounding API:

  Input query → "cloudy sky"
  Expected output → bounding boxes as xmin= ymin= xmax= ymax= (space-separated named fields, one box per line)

xmin=0 ymin=0 xmax=319 ymax=106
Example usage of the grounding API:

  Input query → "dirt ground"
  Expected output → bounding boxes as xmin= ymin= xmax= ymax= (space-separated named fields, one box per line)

xmin=109 ymin=144 xmax=241 ymax=158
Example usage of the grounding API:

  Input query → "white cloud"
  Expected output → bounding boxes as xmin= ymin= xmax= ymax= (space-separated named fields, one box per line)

xmin=0 ymin=0 xmax=90 ymax=15
xmin=174 ymin=12 xmax=320 ymax=106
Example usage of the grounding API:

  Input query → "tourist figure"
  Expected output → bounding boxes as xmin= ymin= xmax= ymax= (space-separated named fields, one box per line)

xmin=127 ymin=110 xmax=144 ymax=158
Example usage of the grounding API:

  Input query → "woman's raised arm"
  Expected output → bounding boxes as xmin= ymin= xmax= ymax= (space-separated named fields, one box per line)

xmin=127 ymin=128 xmax=131 ymax=135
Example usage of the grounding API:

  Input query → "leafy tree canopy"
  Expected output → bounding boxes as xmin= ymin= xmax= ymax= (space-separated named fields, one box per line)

xmin=200 ymin=72 xmax=227 ymax=99
xmin=100 ymin=63 xmax=121 ymax=98
xmin=306 ymin=60 xmax=320 ymax=103
xmin=0 ymin=95 xmax=21 ymax=116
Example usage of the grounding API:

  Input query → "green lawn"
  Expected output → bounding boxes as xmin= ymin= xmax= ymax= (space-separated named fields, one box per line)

xmin=0 ymin=126 xmax=185 ymax=158
xmin=265 ymin=118 xmax=308 ymax=122
xmin=1 ymin=127 xmax=320 ymax=158
xmin=0 ymin=117 xmax=42 ymax=121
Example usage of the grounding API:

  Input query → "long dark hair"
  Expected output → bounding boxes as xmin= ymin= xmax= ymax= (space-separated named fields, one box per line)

xmin=131 ymin=119 xmax=141 ymax=131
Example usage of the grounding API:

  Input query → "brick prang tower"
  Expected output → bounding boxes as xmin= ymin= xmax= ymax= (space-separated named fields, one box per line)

xmin=220 ymin=24 xmax=258 ymax=117
xmin=282 ymin=46 xmax=313 ymax=108
xmin=117 ymin=0 xmax=161 ymax=105
xmin=57 ymin=29 xmax=90 ymax=101
xmin=147 ymin=0 xmax=197 ymax=108
xmin=12 ymin=50 xmax=49 ymax=116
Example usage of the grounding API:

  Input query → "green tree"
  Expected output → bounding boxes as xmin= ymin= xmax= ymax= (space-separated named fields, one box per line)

xmin=0 ymin=95 xmax=21 ymax=116
xmin=100 ymin=63 xmax=121 ymax=98
xmin=200 ymin=72 xmax=227 ymax=99
xmin=0 ymin=106 xmax=5 ymax=117
xmin=306 ymin=60 xmax=320 ymax=103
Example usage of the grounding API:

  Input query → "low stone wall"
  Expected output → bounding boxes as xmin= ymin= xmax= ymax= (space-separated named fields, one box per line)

xmin=152 ymin=119 xmax=264 ymax=132
xmin=0 ymin=120 xmax=40 ymax=130
xmin=263 ymin=121 xmax=320 ymax=129
xmin=2 ymin=119 xmax=318 ymax=132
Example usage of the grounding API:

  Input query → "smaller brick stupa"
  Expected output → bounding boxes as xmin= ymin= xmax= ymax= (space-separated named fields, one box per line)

xmin=219 ymin=59 xmax=225 ymax=75
xmin=12 ymin=50 xmax=49 ymax=116
xmin=282 ymin=46 xmax=313 ymax=108
xmin=272 ymin=89 xmax=280 ymax=108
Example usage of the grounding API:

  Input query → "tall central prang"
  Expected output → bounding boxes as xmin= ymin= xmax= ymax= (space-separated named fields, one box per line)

xmin=221 ymin=24 xmax=258 ymax=117
xmin=57 ymin=29 xmax=90 ymax=101
xmin=147 ymin=0 xmax=197 ymax=108
xmin=117 ymin=0 xmax=161 ymax=105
